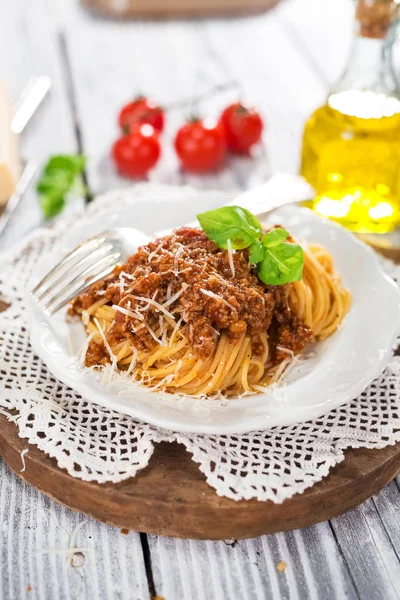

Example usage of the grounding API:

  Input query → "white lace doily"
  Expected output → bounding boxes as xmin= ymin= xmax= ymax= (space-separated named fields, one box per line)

xmin=1 ymin=189 xmax=400 ymax=503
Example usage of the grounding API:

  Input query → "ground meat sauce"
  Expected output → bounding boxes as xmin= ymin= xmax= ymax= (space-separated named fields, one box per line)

xmin=69 ymin=227 xmax=313 ymax=367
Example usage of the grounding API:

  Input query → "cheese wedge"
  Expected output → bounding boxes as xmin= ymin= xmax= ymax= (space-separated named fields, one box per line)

xmin=0 ymin=81 xmax=20 ymax=205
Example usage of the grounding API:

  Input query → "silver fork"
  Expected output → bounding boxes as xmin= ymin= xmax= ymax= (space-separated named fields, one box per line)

xmin=30 ymin=228 xmax=150 ymax=316
xmin=30 ymin=174 xmax=314 ymax=316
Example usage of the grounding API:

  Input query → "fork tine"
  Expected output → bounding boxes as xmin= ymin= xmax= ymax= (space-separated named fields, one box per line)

xmin=31 ymin=237 xmax=106 ymax=298
xmin=34 ymin=241 xmax=114 ymax=303
xmin=46 ymin=262 xmax=119 ymax=316
xmin=40 ymin=251 xmax=121 ymax=314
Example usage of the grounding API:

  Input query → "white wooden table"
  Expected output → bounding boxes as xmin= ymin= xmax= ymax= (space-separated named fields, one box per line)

xmin=1 ymin=0 xmax=400 ymax=598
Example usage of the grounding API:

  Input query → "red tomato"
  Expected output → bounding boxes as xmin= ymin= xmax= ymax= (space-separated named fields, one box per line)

xmin=220 ymin=102 xmax=263 ymax=154
xmin=112 ymin=124 xmax=161 ymax=177
xmin=174 ymin=118 xmax=227 ymax=173
xmin=118 ymin=97 xmax=165 ymax=134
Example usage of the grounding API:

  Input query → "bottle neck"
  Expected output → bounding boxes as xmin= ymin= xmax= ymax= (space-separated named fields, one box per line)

xmin=335 ymin=36 xmax=388 ymax=92
xmin=333 ymin=0 xmax=399 ymax=96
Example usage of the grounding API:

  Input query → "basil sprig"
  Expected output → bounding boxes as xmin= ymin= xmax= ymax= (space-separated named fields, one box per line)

xmin=197 ymin=206 xmax=304 ymax=285
xmin=196 ymin=205 xmax=262 ymax=249
xmin=36 ymin=154 xmax=86 ymax=219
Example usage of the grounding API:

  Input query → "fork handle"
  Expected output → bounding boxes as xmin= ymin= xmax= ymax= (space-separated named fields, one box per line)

xmin=230 ymin=173 xmax=314 ymax=218
xmin=0 ymin=161 xmax=37 ymax=236
xmin=156 ymin=174 xmax=314 ymax=237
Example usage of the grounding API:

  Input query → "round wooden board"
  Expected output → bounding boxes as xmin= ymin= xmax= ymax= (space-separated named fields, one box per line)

xmin=82 ymin=0 xmax=281 ymax=19
xmin=1 ymin=414 xmax=400 ymax=540
xmin=357 ymin=232 xmax=400 ymax=262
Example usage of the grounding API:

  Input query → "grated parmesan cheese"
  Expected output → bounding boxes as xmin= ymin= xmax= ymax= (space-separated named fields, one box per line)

xmin=119 ymin=272 xmax=125 ymax=295
xmin=174 ymin=245 xmax=183 ymax=276
xmin=227 ymin=239 xmax=235 ymax=278
xmin=80 ymin=331 xmax=95 ymax=365
xmin=131 ymin=323 xmax=145 ymax=333
xmin=145 ymin=322 xmax=163 ymax=345
xmin=199 ymin=288 xmax=238 ymax=313
xmin=134 ymin=290 xmax=158 ymax=311
xmin=169 ymin=317 xmax=183 ymax=346
xmin=147 ymin=243 xmax=164 ymax=263
xmin=108 ymin=355 xmax=118 ymax=384
xmin=119 ymin=270 xmax=135 ymax=280
xmin=93 ymin=317 xmax=116 ymax=362
xmin=276 ymin=346 xmax=295 ymax=358
xmin=162 ymin=283 xmax=188 ymax=309
xmin=126 ymin=347 xmax=138 ymax=374
xmin=20 ymin=448 xmax=28 ymax=473
xmin=148 ymin=373 xmax=175 ymax=391
xmin=112 ymin=304 xmax=144 ymax=321
xmin=131 ymin=294 xmax=175 ymax=320
xmin=40 ymin=520 xmax=92 ymax=565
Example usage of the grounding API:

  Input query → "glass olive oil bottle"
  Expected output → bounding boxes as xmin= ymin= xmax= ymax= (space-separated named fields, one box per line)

xmin=301 ymin=0 xmax=400 ymax=233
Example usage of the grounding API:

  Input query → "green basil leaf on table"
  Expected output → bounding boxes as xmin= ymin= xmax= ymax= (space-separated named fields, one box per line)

xmin=36 ymin=154 xmax=86 ymax=219
xmin=197 ymin=205 xmax=262 ymax=249
xmin=44 ymin=154 xmax=86 ymax=175
xmin=36 ymin=170 xmax=74 ymax=194
xmin=40 ymin=191 xmax=66 ymax=219
xmin=257 ymin=242 xmax=304 ymax=285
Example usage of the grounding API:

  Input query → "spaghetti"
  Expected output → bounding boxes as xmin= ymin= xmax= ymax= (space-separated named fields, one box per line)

xmin=69 ymin=227 xmax=351 ymax=397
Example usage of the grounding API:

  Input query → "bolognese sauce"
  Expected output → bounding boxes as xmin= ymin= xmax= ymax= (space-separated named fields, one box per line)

xmin=69 ymin=227 xmax=313 ymax=368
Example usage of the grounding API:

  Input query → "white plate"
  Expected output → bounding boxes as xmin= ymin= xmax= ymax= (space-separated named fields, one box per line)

xmin=27 ymin=185 xmax=400 ymax=434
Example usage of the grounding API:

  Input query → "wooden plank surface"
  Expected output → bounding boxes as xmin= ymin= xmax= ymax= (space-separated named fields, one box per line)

xmin=2 ymin=0 xmax=400 ymax=598
xmin=0 ymin=460 xmax=150 ymax=600
xmin=149 ymin=524 xmax=360 ymax=600
xmin=0 ymin=0 xmax=80 ymax=251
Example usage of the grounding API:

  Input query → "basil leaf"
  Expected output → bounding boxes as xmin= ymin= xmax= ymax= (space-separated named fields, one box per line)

xmin=37 ymin=154 xmax=86 ymax=219
xmin=257 ymin=242 xmax=304 ymax=285
xmin=262 ymin=227 xmax=289 ymax=248
xmin=40 ymin=192 xmax=66 ymax=219
xmin=36 ymin=170 xmax=74 ymax=194
xmin=197 ymin=205 xmax=303 ymax=286
xmin=44 ymin=154 xmax=86 ymax=175
xmin=197 ymin=206 xmax=262 ymax=250
xmin=248 ymin=241 xmax=266 ymax=264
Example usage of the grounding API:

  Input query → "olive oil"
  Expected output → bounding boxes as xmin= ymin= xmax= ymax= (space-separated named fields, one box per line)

xmin=300 ymin=0 xmax=400 ymax=233
xmin=301 ymin=90 xmax=400 ymax=233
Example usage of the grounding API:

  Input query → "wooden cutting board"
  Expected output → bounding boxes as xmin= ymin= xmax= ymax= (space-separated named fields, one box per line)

xmin=81 ymin=0 xmax=281 ymax=18
xmin=1 ymin=414 xmax=400 ymax=540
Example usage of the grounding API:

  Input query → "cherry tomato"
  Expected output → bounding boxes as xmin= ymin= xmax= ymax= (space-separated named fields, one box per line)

xmin=112 ymin=124 xmax=161 ymax=177
xmin=118 ymin=97 xmax=165 ymax=134
xmin=220 ymin=102 xmax=263 ymax=154
xmin=174 ymin=118 xmax=227 ymax=173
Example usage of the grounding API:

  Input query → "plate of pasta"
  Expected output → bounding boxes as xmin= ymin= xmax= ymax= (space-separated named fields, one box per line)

xmin=28 ymin=185 xmax=400 ymax=434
